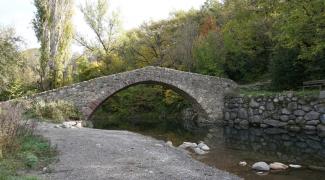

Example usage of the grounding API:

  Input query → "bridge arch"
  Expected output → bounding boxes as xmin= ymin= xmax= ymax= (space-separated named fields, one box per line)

xmin=31 ymin=66 xmax=238 ymax=126
xmin=86 ymin=80 xmax=208 ymax=121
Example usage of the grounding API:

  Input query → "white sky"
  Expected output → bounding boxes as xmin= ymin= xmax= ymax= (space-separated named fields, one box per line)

xmin=0 ymin=0 xmax=206 ymax=51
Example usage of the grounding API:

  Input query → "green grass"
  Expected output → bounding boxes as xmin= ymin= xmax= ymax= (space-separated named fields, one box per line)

xmin=0 ymin=134 xmax=57 ymax=180
xmin=239 ymin=89 xmax=320 ymax=97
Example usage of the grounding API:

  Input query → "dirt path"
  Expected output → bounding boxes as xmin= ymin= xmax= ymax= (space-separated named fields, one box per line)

xmin=34 ymin=123 xmax=241 ymax=180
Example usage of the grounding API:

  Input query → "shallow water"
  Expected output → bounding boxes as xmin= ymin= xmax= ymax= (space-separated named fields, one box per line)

xmin=99 ymin=124 xmax=325 ymax=180
xmin=197 ymin=126 xmax=325 ymax=180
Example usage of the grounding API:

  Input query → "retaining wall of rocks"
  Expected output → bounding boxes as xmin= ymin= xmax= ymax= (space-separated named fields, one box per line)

xmin=224 ymin=93 xmax=325 ymax=137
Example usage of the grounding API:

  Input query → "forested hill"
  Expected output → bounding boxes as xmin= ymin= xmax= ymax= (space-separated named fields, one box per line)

xmin=1 ymin=0 xmax=324 ymax=100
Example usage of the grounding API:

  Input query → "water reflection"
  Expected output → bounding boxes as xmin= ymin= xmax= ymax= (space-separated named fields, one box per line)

xmin=200 ymin=126 xmax=325 ymax=180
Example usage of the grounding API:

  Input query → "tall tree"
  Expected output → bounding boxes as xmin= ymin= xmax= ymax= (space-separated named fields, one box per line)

xmin=33 ymin=0 xmax=74 ymax=90
xmin=0 ymin=26 xmax=23 ymax=99
xmin=76 ymin=0 xmax=120 ymax=56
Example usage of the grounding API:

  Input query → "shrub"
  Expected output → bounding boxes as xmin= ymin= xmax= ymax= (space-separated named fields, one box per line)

xmin=27 ymin=100 xmax=81 ymax=123
xmin=0 ymin=103 xmax=31 ymax=158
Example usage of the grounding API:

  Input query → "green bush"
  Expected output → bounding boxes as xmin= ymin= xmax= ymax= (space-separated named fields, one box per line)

xmin=27 ymin=100 xmax=81 ymax=123
xmin=24 ymin=152 xmax=38 ymax=168
xmin=270 ymin=47 xmax=306 ymax=90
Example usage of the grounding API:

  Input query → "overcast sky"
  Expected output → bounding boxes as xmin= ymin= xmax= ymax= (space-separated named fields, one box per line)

xmin=0 ymin=0 xmax=205 ymax=51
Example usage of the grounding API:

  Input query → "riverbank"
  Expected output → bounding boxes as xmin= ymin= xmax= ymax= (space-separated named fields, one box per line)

xmin=31 ymin=123 xmax=240 ymax=180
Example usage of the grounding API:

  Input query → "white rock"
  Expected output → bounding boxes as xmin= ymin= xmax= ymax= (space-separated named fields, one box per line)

xmin=252 ymin=162 xmax=270 ymax=171
xmin=193 ymin=147 xmax=207 ymax=155
xmin=289 ymin=164 xmax=302 ymax=168
xmin=198 ymin=142 xmax=210 ymax=151
xmin=239 ymin=161 xmax=247 ymax=166
xmin=269 ymin=162 xmax=288 ymax=170
xmin=154 ymin=144 xmax=163 ymax=147
xmin=75 ymin=122 xmax=83 ymax=128
xmin=178 ymin=142 xmax=197 ymax=149
xmin=166 ymin=141 xmax=173 ymax=147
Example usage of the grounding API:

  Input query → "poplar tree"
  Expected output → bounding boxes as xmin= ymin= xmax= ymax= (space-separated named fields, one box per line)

xmin=33 ymin=0 xmax=74 ymax=90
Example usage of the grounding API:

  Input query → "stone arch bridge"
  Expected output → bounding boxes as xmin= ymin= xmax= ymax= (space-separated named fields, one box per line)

xmin=28 ymin=66 xmax=238 ymax=125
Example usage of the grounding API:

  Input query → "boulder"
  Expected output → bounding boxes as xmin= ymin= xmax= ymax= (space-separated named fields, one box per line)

xmin=198 ymin=142 xmax=210 ymax=151
xmin=193 ymin=147 xmax=207 ymax=155
xmin=269 ymin=162 xmax=288 ymax=170
xmin=252 ymin=162 xmax=270 ymax=171
xmin=178 ymin=142 xmax=197 ymax=149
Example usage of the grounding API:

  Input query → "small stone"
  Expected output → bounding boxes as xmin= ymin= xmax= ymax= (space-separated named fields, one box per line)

xmin=239 ymin=161 xmax=247 ymax=166
xmin=304 ymin=111 xmax=320 ymax=120
xmin=239 ymin=120 xmax=249 ymax=127
xmin=280 ymin=115 xmax=289 ymax=122
xmin=304 ymin=125 xmax=316 ymax=131
xmin=289 ymin=164 xmax=302 ymax=168
xmin=238 ymin=108 xmax=248 ymax=119
xmin=198 ymin=142 xmax=210 ymax=151
xmin=320 ymin=91 xmax=325 ymax=99
xmin=250 ymin=115 xmax=261 ymax=123
xmin=178 ymin=142 xmax=197 ymax=149
xmin=281 ymin=108 xmax=291 ymax=115
xmin=96 ymin=143 xmax=102 ymax=148
xmin=317 ymin=124 xmax=325 ymax=137
xmin=288 ymin=102 xmax=297 ymax=110
xmin=269 ymin=162 xmax=289 ymax=170
xmin=263 ymin=119 xmax=287 ymax=127
xmin=193 ymin=147 xmax=207 ymax=155
xmin=266 ymin=102 xmax=275 ymax=111
xmin=250 ymin=99 xmax=259 ymax=108
xmin=166 ymin=141 xmax=173 ymax=147
xmin=288 ymin=126 xmax=301 ymax=132
xmin=154 ymin=144 xmax=163 ymax=147
xmin=295 ymin=117 xmax=305 ymax=124
xmin=320 ymin=114 xmax=325 ymax=124
xmin=224 ymin=112 xmax=230 ymax=121
xmin=308 ymin=165 xmax=325 ymax=171
xmin=273 ymin=98 xmax=279 ymax=103
xmin=306 ymin=120 xmax=320 ymax=126
xmin=252 ymin=162 xmax=270 ymax=171
xmin=294 ymin=110 xmax=305 ymax=116
xmin=302 ymin=106 xmax=312 ymax=112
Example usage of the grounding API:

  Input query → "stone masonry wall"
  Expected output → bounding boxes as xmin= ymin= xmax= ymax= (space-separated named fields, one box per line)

xmin=224 ymin=93 xmax=325 ymax=137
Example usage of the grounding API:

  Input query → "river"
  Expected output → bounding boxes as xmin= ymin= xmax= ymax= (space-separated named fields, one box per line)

xmin=110 ymin=125 xmax=325 ymax=180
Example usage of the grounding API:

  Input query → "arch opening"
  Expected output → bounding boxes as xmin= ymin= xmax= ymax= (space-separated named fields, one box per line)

xmin=87 ymin=80 xmax=209 ymax=122
xmin=87 ymin=82 xmax=209 ymax=143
